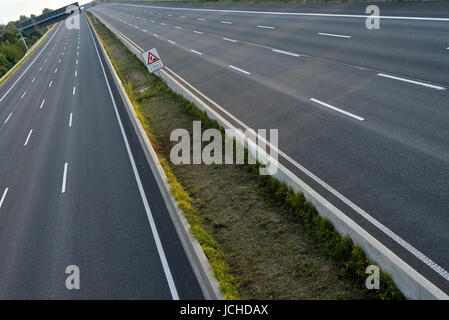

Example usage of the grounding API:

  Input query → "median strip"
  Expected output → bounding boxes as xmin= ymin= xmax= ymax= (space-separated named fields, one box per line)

xmin=87 ymin=11 xmax=403 ymax=300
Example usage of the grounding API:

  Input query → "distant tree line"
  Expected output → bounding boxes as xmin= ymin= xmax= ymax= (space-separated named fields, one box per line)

xmin=0 ymin=9 xmax=51 ymax=78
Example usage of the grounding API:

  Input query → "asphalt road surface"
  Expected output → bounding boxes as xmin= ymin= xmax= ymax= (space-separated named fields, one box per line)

xmin=0 ymin=13 xmax=203 ymax=299
xmin=91 ymin=2 xmax=449 ymax=294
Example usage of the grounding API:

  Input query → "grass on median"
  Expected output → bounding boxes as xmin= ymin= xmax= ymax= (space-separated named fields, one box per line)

xmin=86 ymin=11 xmax=403 ymax=300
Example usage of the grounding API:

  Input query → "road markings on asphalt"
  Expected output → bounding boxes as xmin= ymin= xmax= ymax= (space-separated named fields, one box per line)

xmin=76 ymin=59 xmax=79 ymax=64
xmin=75 ymin=70 xmax=77 ymax=77
xmin=81 ymin=16 xmax=449 ymax=284
xmin=39 ymin=67 xmax=42 ymax=71
xmin=310 ymin=98 xmax=365 ymax=121
xmin=40 ymin=99 xmax=45 ymax=109
xmin=272 ymin=49 xmax=301 ymax=57
xmin=257 ymin=25 xmax=275 ymax=29
xmin=4 ymin=113 xmax=12 ymax=124
xmin=229 ymin=65 xmax=251 ymax=75
xmin=69 ymin=113 xmax=73 ymax=127
xmin=59 ymin=58 xmax=61 ymax=63
xmin=318 ymin=32 xmax=352 ymax=38
xmin=86 ymin=19 xmax=179 ymax=299
xmin=49 ymin=81 xmax=53 ymax=87
xmin=377 ymin=73 xmax=446 ymax=90
xmin=223 ymin=37 xmax=238 ymax=43
xmin=24 ymin=129 xmax=33 ymax=146
xmin=197 ymin=18 xmax=205 ymax=21
xmin=193 ymin=30 xmax=203 ymax=34
xmin=32 ymin=77 xmax=36 ymax=83
xmin=115 ymin=4 xmax=449 ymax=21
xmin=190 ymin=49 xmax=202 ymax=55
xmin=161 ymin=22 xmax=166 ymax=25
xmin=153 ymin=33 xmax=159 ymax=37
xmin=0 ymin=188 xmax=8 ymax=209
xmin=20 ymin=91 xmax=27 ymax=99
xmin=168 ymin=40 xmax=176 ymax=44
xmin=61 ymin=162 xmax=68 ymax=194
xmin=73 ymin=86 xmax=76 ymax=95
xmin=221 ymin=21 xmax=232 ymax=24
xmin=174 ymin=26 xmax=181 ymax=29
xmin=180 ymin=16 xmax=186 ymax=18
xmin=54 ymin=68 xmax=58 ymax=73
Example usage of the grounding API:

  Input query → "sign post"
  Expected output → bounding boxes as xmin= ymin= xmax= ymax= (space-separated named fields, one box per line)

xmin=141 ymin=48 xmax=164 ymax=74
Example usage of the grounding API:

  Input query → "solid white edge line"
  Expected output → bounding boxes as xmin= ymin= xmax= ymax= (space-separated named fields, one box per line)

xmin=0 ymin=188 xmax=8 ymax=209
xmin=111 ymin=3 xmax=449 ymax=21
xmin=310 ymin=98 xmax=365 ymax=121
xmin=86 ymin=15 xmax=179 ymax=300
xmin=161 ymin=67 xmax=449 ymax=287
xmin=24 ymin=129 xmax=33 ymax=146
xmin=61 ymin=162 xmax=68 ymax=194
xmin=377 ymin=73 xmax=446 ymax=90
xmin=272 ymin=49 xmax=300 ymax=57
xmin=228 ymin=65 xmax=251 ymax=75
xmin=96 ymin=9 xmax=449 ymax=291
xmin=318 ymin=32 xmax=352 ymax=38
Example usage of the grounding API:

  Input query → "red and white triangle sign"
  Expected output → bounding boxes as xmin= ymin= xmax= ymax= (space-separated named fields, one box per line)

xmin=148 ymin=52 xmax=160 ymax=65
xmin=141 ymin=48 xmax=164 ymax=73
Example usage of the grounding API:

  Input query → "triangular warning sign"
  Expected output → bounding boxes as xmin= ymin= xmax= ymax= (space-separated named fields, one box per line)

xmin=148 ymin=52 xmax=160 ymax=65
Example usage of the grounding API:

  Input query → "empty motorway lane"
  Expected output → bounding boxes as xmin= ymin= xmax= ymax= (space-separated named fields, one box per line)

xmin=0 ymin=14 xmax=203 ymax=299
xmin=91 ymin=2 xmax=449 ymax=293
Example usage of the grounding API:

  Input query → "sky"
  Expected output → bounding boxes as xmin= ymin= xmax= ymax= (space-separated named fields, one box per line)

xmin=0 ymin=0 xmax=84 ymax=25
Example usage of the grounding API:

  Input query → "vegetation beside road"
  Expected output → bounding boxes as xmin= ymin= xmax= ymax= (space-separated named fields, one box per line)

xmin=0 ymin=11 xmax=51 ymax=81
xmin=87 ymin=11 xmax=403 ymax=300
